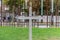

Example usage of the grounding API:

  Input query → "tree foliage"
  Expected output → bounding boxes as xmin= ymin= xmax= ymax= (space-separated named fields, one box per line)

xmin=3 ymin=0 xmax=25 ymax=14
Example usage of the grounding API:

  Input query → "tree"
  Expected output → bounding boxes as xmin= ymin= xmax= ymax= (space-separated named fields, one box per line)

xmin=3 ymin=0 xmax=25 ymax=15
xmin=32 ymin=0 xmax=40 ymax=15
xmin=27 ymin=0 xmax=40 ymax=15
xmin=3 ymin=0 xmax=25 ymax=22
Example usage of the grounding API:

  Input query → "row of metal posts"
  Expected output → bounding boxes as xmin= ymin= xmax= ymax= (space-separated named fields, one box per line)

xmin=0 ymin=0 xmax=57 ymax=40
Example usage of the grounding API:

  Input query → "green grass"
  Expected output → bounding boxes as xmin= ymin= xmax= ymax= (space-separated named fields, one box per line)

xmin=0 ymin=26 xmax=29 ymax=40
xmin=32 ymin=28 xmax=60 ymax=40
xmin=0 ymin=26 xmax=60 ymax=40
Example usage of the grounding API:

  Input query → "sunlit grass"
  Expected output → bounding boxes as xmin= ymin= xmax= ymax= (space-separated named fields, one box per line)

xmin=0 ymin=26 xmax=60 ymax=40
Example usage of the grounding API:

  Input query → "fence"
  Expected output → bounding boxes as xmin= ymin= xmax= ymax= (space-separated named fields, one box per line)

xmin=0 ymin=0 xmax=60 ymax=27
xmin=0 ymin=0 xmax=60 ymax=40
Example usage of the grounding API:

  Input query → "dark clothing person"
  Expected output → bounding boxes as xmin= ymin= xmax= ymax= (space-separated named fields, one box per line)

xmin=3 ymin=17 xmax=6 ymax=22
xmin=8 ymin=16 xmax=11 ymax=22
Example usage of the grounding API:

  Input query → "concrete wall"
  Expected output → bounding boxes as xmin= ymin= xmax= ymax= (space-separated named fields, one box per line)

xmin=37 ymin=16 xmax=60 ymax=22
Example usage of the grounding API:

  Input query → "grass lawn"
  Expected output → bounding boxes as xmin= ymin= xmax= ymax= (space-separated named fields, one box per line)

xmin=0 ymin=26 xmax=60 ymax=40
xmin=0 ymin=26 xmax=29 ymax=40
xmin=33 ymin=28 xmax=60 ymax=40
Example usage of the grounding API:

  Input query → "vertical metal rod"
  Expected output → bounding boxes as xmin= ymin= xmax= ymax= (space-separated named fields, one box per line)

xmin=56 ymin=7 xmax=57 ymax=27
xmin=29 ymin=2 xmax=32 ymax=40
xmin=13 ymin=0 xmax=15 ymax=27
xmin=41 ymin=0 xmax=43 ymax=26
xmin=51 ymin=0 xmax=54 ymax=13
xmin=55 ymin=0 xmax=58 ymax=27
xmin=51 ymin=0 xmax=54 ymax=26
xmin=47 ymin=9 xmax=48 ymax=27
xmin=23 ymin=1 xmax=25 ymax=27
xmin=29 ymin=19 xmax=32 ymax=40
xmin=41 ymin=0 xmax=43 ymax=16
xmin=46 ymin=0 xmax=48 ymax=27
xmin=14 ymin=0 xmax=16 ymax=27
xmin=1 ymin=0 xmax=2 ymax=26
